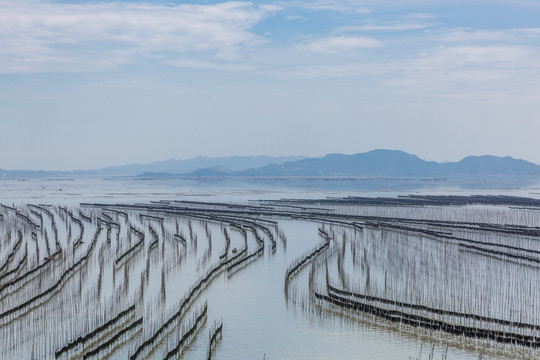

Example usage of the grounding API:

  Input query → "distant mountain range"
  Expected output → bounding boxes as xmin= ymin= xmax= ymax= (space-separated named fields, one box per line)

xmin=78 ymin=155 xmax=307 ymax=176
xmin=237 ymin=150 xmax=540 ymax=177
xmin=140 ymin=150 xmax=540 ymax=177
xmin=0 ymin=155 xmax=306 ymax=178
xmin=1 ymin=150 xmax=540 ymax=178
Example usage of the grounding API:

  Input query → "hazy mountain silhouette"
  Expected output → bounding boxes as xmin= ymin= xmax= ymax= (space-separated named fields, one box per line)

xmin=1 ymin=150 xmax=539 ymax=178
xmin=0 ymin=155 xmax=306 ymax=177
xmin=238 ymin=150 xmax=540 ymax=177
xmin=138 ymin=150 xmax=540 ymax=177
xmin=446 ymin=155 xmax=540 ymax=175
xmin=241 ymin=150 xmax=442 ymax=176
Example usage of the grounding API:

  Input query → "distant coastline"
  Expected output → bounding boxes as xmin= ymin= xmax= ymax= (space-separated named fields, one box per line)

xmin=2 ymin=150 xmax=539 ymax=178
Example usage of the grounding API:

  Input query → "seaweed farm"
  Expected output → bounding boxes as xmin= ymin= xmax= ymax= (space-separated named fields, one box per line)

xmin=2 ymin=191 xmax=540 ymax=359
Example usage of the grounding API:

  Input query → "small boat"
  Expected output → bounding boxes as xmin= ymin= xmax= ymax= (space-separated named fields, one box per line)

xmin=232 ymin=248 xmax=238 ymax=254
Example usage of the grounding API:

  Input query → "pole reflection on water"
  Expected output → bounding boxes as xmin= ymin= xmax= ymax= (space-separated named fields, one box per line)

xmin=1 ymin=178 xmax=540 ymax=359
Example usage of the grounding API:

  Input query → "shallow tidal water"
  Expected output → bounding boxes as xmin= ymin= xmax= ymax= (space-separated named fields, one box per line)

xmin=1 ymin=176 xmax=540 ymax=359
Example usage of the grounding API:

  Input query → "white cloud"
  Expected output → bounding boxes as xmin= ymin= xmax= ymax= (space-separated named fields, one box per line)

xmin=284 ymin=1 xmax=370 ymax=14
xmin=401 ymin=13 xmax=438 ymax=20
xmin=163 ymin=58 xmax=257 ymax=71
xmin=384 ymin=45 xmax=540 ymax=95
xmin=297 ymin=36 xmax=383 ymax=54
xmin=520 ymin=28 xmax=540 ymax=36
xmin=285 ymin=14 xmax=305 ymax=21
xmin=414 ymin=45 xmax=534 ymax=68
xmin=0 ymin=0 xmax=278 ymax=74
xmin=339 ymin=23 xmax=432 ymax=32
xmin=440 ymin=29 xmax=511 ymax=42
xmin=439 ymin=28 xmax=540 ymax=42
xmin=82 ymin=80 xmax=151 ymax=89
xmin=277 ymin=44 xmax=540 ymax=100
xmin=278 ymin=62 xmax=384 ymax=79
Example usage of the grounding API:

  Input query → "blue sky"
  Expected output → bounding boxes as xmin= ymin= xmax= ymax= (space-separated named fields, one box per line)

xmin=1 ymin=0 xmax=539 ymax=170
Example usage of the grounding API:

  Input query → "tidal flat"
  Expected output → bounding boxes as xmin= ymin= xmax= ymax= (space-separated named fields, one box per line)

xmin=1 ymin=177 xmax=540 ymax=359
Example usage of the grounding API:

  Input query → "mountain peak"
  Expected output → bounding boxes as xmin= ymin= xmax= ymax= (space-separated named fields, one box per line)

xmin=1 ymin=151 xmax=538 ymax=178
xmin=241 ymin=150 xmax=539 ymax=177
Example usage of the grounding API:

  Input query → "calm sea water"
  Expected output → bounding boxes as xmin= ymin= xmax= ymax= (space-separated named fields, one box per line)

xmin=1 ymin=175 xmax=540 ymax=359
xmin=2 ymin=175 xmax=539 ymax=205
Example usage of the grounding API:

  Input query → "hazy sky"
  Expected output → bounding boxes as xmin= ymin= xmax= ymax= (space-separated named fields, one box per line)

xmin=1 ymin=0 xmax=540 ymax=170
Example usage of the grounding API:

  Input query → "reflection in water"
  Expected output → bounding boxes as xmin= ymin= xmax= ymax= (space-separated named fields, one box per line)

xmin=1 ymin=178 xmax=540 ymax=359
